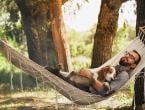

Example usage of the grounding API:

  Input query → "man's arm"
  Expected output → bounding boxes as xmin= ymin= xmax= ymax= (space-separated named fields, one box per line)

xmin=100 ymin=71 xmax=130 ymax=96
xmin=79 ymin=68 xmax=105 ymax=90
xmin=109 ymin=71 xmax=129 ymax=92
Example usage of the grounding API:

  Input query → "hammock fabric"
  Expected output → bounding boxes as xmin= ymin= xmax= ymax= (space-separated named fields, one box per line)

xmin=0 ymin=27 xmax=145 ymax=105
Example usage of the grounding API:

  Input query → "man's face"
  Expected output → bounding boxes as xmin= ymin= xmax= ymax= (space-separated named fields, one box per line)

xmin=119 ymin=51 xmax=140 ymax=67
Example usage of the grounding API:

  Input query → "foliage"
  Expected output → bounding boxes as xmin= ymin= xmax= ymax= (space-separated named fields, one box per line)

xmin=68 ymin=24 xmax=136 ymax=69
xmin=68 ymin=28 xmax=94 ymax=69
xmin=0 ymin=0 xmax=26 ymax=44
xmin=112 ymin=23 xmax=136 ymax=56
xmin=0 ymin=48 xmax=35 ymax=91
xmin=63 ymin=0 xmax=91 ymax=16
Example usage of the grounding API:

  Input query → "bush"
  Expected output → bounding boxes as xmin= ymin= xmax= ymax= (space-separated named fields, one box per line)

xmin=68 ymin=29 xmax=94 ymax=69
xmin=112 ymin=23 xmax=135 ymax=56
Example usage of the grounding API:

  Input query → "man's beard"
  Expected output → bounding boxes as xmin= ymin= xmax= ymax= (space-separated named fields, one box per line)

xmin=119 ymin=60 xmax=129 ymax=66
xmin=119 ymin=57 xmax=130 ymax=66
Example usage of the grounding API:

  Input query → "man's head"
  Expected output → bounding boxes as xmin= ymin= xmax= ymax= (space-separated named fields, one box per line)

xmin=119 ymin=50 xmax=141 ymax=69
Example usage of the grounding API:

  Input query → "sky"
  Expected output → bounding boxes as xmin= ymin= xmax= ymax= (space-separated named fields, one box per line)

xmin=63 ymin=0 xmax=136 ymax=32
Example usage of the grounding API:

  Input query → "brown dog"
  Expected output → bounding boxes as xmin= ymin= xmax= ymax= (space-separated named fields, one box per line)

xmin=92 ymin=66 xmax=116 ymax=90
xmin=67 ymin=66 xmax=116 ymax=88
xmin=93 ymin=66 xmax=116 ymax=82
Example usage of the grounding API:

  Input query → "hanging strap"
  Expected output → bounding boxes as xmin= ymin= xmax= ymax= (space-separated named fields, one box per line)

xmin=134 ymin=68 xmax=145 ymax=106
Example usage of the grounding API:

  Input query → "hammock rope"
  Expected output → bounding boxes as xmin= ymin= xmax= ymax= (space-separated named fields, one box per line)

xmin=0 ymin=26 xmax=145 ymax=105
xmin=9 ymin=52 xmax=15 ymax=90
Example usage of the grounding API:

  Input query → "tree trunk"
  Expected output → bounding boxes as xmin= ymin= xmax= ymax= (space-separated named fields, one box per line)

xmin=134 ymin=0 xmax=145 ymax=109
xmin=15 ymin=0 xmax=71 ymax=71
xmin=136 ymin=0 xmax=145 ymax=34
xmin=49 ymin=0 xmax=72 ymax=71
xmin=15 ymin=0 xmax=56 ymax=67
xmin=91 ymin=0 xmax=126 ymax=68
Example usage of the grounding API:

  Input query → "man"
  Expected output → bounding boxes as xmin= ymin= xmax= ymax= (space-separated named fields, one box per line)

xmin=46 ymin=50 xmax=141 ymax=96
xmin=75 ymin=50 xmax=141 ymax=95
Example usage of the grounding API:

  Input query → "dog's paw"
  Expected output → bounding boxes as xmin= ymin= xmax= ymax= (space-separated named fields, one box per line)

xmin=103 ymin=82 xmax=111 ymax=91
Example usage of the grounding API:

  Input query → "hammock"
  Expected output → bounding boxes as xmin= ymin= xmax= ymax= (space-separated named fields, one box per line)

xmin=0 ymin=27 xmax=145 ymax=105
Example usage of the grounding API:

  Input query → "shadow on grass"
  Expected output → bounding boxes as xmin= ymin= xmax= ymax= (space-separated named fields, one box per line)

xmin=0 ymin=92 xmax=134 ymax=110
xmin=0 ymin=97 xmax=35 ymax=105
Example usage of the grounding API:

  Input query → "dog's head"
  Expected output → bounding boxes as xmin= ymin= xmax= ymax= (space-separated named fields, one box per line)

xmin=97 ymin=66 xmax=116 ymax=82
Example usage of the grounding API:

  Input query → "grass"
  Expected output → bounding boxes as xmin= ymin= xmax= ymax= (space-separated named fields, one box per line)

xmin=0 ymin=88 xmax=134 ymax=110
xmin=0 ymin=89 xmax=73 ymax=110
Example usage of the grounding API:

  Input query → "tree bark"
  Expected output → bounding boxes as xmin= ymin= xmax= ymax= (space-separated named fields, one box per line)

xmin=136 ymin=0 xmax=145 ymax=34
xmin=134 ymin=0 xmax=145 ymax=109
xmin=15 ymin=0 xmax=56 ymax=67
xmin=91 ymin=0 xmax=126 ymax=68
xmin=15 ymin=0 xmax=71 ymax=71
xmin=49 ymin=0 xmax=72 ymax=71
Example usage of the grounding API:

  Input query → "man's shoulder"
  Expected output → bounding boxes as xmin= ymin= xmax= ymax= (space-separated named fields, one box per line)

xmin=115 ymin=65 xmax=130 ymax=73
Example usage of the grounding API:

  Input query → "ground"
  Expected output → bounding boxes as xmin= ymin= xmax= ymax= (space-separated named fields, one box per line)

xmin=0 ymin=87 xmax=134 ymax=110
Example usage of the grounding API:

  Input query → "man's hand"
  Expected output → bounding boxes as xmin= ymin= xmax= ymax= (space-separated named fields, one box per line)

xmin=103 ymin=82 xmax=111 ymax=91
